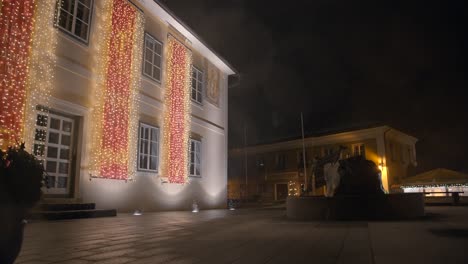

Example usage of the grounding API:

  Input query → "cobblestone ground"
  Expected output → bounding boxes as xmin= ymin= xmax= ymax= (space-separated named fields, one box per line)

xmin=15 ymin=206 xmax=468 ymax=264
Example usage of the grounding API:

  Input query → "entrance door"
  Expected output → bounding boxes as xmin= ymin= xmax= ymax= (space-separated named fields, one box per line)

xmin=275 ymin=183 xmax=288 ymax=201
xmin=35 ymin=111 xmax=76 ymax=195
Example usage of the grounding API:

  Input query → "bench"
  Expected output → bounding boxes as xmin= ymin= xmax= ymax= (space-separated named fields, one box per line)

xmin=422 ymin=191 xmax=464 ymax=205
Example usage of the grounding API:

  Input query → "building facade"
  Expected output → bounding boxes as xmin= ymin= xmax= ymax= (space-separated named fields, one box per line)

xmin=229 ymin=126 xmax=418 ymax=201
xmin=0 ymin=0 xmax=235 ymax=211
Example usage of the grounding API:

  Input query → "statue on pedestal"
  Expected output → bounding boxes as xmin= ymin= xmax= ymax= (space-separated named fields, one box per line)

xmin=309 ymin=146 xmax=385 ymax=197
xmin=335 ymin=156 xmax=385 ymax=196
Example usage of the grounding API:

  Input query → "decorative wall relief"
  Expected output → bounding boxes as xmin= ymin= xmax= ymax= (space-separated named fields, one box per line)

xmin=205 ymin=61 xmax=220 ymax=106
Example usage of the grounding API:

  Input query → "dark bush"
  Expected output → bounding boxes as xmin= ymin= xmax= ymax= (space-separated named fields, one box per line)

xmin=0 ymin=143 xmax=45 ymax=208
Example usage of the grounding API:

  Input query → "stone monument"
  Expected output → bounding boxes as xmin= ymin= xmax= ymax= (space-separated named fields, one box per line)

xmin=288 ymin=151 xmax=425 ymax=220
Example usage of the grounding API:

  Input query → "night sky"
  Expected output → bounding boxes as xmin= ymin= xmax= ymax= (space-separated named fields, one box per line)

xmin=161 ymin=0 xmax=468 ymax=174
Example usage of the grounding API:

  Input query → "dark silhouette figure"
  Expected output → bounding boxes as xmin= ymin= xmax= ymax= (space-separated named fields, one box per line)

xmin=334 ymin=156 xmax=385 ymax=196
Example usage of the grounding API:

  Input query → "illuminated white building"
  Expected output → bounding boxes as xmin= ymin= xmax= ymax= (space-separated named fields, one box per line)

xmin=0 ymin=0 xmax=235 ymax=212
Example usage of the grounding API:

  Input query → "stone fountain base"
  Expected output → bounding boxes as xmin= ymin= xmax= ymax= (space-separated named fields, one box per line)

xmin=286 ymin=193 xmax=425 ymax=221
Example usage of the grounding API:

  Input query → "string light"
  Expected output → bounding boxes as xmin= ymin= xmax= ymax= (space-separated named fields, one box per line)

xmin=401 ymin=184 xmax=468 ymax=189
xmin=128 ymin=6 xmax=144 ymax=180
xmin=160 ymin=35 xmax=192 ymax=184
xmin=1 ymin=0 xmax=191 ymax=183
xmin=89 ymin=0 xmax=144 ymax=180
xmin=23 ymin=0 xmax=59 ymax=156
xmin=288 ymin=181 xmax=299 ymax=196
xmin=0 ymin=0 xmax=58 ymax=152
xmin=0 ymin=0 xmax=36 ymax=149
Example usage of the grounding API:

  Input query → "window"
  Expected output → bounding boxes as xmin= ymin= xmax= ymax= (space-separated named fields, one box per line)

xmin=189 ymin=139 xmax=201 ymax=176
xmin=352 ymin=144 xmax=366 ymax=158
xmin=390 ymin=142 xmax=395 ymax=161
xmin=322 ymin=147 xmax=333 ymax=157
xmin=191 ymin=66 xmax=203 ymax=104
xmin=256 ymin=156 xmax=265 ymax=168
xmin=275 ymin=153 xmax=286 ymax=170
xmin=400 ymin=144 xmax=407 ymax=164
xmin=298 ymin=151 xmax=308 ymax=168
xmin=138 ymin=124 xmax=159 ymax=172
xmin=257 ymin=184 xmax=265 ymax=193
xmin=56 ymin=0 xmax=93 ymax=43
xmin=143 ymin=33 xmax=163 ymax=82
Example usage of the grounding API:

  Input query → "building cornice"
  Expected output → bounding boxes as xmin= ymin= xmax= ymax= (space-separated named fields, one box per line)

xmin=230 ymin=126 xmax=418 ymax=156
xmin=384 ymin=128 xmax=418 ymax=145
xmin=135 ymin=0 xmax=236 ymax=75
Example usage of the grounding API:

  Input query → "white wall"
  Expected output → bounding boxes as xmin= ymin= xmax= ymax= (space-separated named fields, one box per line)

xmin=41 ymin=1 xmax=231 ymax=212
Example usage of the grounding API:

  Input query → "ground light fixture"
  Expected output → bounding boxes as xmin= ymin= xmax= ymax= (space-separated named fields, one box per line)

xmin=133 ymin=210 xmax=143 ymax=216
xmin=192 ymin=200 xmax=199 ymax=213
xmin=228 ymin=200 xmax=236 ymax=210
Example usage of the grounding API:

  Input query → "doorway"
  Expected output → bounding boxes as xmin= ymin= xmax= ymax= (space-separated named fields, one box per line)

xmin=34 ymin=110 xmax=78 ymax=196
xmin=275 ymin=183 xmax=288 ymax=201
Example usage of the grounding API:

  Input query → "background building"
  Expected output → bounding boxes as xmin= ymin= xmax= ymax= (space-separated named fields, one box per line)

xmin=0 ymin=0 xmax=235 ymax=212
xmin=229 ymin=125 xmax=417 ymax=201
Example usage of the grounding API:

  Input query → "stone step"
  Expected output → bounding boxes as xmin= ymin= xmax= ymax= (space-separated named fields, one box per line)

xmin=40 ymin=203 xmax=96 ymax=211
xmin=29 ymin=209 xmax=116 ymax=221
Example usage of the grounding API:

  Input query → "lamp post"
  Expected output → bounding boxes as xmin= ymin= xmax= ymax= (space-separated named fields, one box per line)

xmin=300 ymin=113 xmax=312 ymax=195
xmin=243 ymin=123 xmax=248 ymax=201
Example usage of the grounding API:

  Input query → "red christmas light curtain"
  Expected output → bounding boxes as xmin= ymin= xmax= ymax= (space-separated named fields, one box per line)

xmin=161 ymin=35 xmax=192 ymax=184
xmin=90 ymin=0 xmax=143 ymax=180
xmin=0 ymin=0 xmax=36 ymax=149
xmin=100 ymin=0 xmax=135 ymax=179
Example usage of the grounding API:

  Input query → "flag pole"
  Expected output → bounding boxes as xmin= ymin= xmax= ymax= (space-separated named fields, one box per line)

xmin=300 ymin=113 xmax=309 ymax=195
xmin=243 ymin=123 xmax=248 ymax=201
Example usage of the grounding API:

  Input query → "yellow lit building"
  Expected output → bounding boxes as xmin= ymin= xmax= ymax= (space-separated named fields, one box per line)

xmin=229 ymin=126 xmax=417 ymax=201
xmin=0 ymin=0 xmax=235 ymax=211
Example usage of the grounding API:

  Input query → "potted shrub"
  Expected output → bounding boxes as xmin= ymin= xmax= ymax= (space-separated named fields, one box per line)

xmin=0 ymin=143 xmax=46 ymax=264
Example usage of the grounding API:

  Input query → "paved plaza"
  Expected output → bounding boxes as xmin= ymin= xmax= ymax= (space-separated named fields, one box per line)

xmin=15 ymin=206 xmax=468 ymax=264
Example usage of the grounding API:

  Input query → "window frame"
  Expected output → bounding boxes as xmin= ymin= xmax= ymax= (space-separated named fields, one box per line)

xmin=34 ymin=107 xmax=78 ymax=196
xmin=352 ymin=143 xmax=366 ymax=158
xmin=389 ymin=142 xmax=395 ymax=161
xmin=322 ymin=147 xmax=333 ymax=157
xmin=401 ymin=145 xmax=408 ymax=164
xmin=142 ymin=33 xmax=163 ymax=83
xmin=191 ymin=66 xmax=204 ymax=104
xmin=137 ymin=123 xmax=160 ymax=173
xmin=297 ymin=151 xmax=308 ymax=168
xmin=55 ymin=0 xmax=94 ymax=44
xmin=407 ymin=147 xmax=413 ymax=164
xmin=275 ymin=153 xmax=286 ymax=170
xmin=257 ymin=156 xmax=265 ymax=169
xmin=189 ymin=138 xmax=202 ymax=177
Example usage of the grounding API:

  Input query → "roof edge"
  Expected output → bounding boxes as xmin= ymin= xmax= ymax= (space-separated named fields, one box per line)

xmin=152 ymin=0 xmax=237 ymax=75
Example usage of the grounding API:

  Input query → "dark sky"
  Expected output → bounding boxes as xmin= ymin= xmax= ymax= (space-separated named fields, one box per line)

xmin=161 ymin=0 xmax=468 ymax=173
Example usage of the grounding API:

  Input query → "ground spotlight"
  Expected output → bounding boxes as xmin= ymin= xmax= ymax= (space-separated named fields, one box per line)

xmin=133 ymin=210 xmax=143 ymax=216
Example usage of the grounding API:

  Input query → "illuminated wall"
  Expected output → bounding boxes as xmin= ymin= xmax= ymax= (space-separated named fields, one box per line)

xmin=0 ymin=0 xmax=233 ymax=211
xmin=0 ymin=0 xmax=58 ymax=150
xmin=161 ymin=35 xmax=193 ymax=184
xmin=89 ymin=0 xmax=144 ymax=180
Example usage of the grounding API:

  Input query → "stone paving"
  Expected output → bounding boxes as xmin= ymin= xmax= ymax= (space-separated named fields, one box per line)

xmin=15 ymin=206 xmax=468 ymax=264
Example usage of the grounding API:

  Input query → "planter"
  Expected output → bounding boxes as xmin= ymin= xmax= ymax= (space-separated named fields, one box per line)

xmin=286 ymin=193 xmax=425 ymax=220
xmin=0 ymin=204 xmax=27 ymax=264
xmin=1 ymin=144 xmax=45 ymax=263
